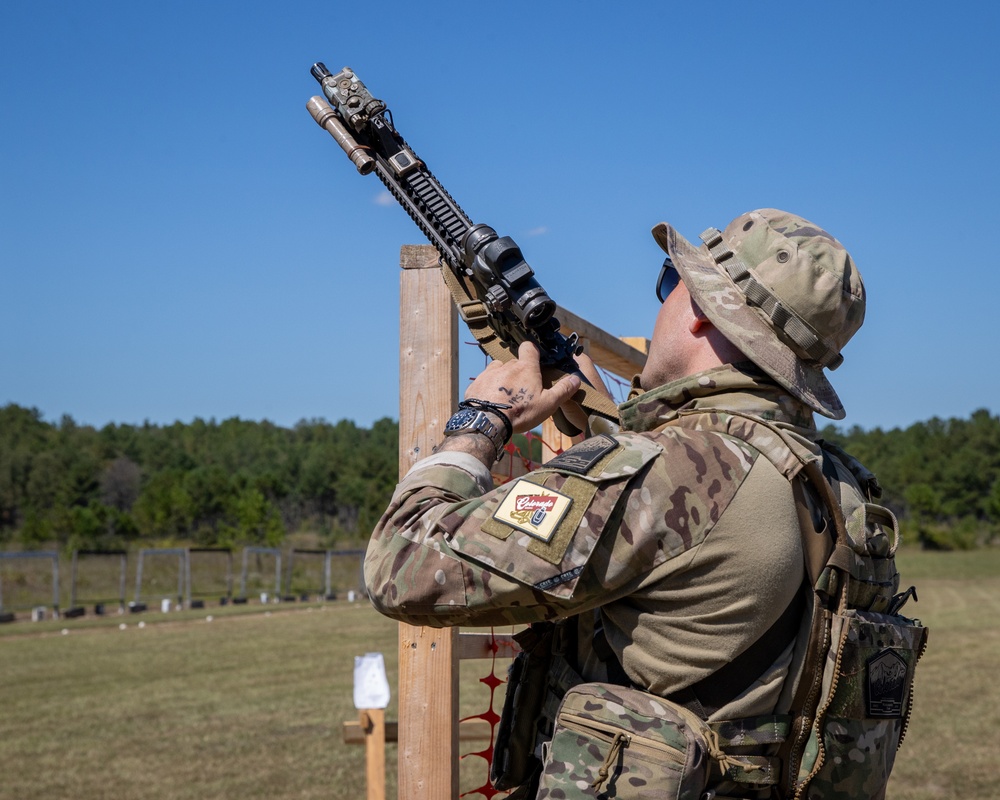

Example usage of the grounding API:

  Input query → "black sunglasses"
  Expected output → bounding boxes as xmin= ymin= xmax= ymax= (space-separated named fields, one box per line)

xmin=656 ymin=257 xmax=681 ymax=303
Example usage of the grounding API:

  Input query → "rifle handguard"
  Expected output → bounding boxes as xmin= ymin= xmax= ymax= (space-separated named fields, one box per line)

xmin=307 ymin=62 xmax=622 ymax=433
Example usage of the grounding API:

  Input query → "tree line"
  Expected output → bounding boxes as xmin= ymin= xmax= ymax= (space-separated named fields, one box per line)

xmin=1 ymin=403 xmax=998 ymax=552
xmin=0 ymin=404 xmax=398 ymax=553
xmin=820 ymin=408 xmax=1000 ymax=549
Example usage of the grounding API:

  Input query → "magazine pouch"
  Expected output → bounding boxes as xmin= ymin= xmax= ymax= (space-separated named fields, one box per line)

xmin=536 ymin=682 xmax=719 ymax=800
xmin=491 ymin=623 xmax=555 ymax=791
xmin=796 ymin=608 xmax=928 ymax=800
xmin=493 ymin=620 xmax=588 ymax=795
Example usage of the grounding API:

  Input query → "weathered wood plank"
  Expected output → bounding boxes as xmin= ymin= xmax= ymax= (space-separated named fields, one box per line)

xmin=398 ymin=261 xmax=460 ymax=799
xmin=344 ymin=718 xmax=494 ymax=745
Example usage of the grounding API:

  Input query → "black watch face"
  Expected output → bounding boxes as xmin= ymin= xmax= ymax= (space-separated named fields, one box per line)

xmin=445 ymin=408 xmax=478 ymax=433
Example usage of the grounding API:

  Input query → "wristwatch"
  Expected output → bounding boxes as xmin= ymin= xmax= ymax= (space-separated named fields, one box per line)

xmin=443 ymin=407 xmax=507 ymax=460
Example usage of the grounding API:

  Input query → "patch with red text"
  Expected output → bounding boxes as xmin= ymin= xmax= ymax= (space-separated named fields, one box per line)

xmin=491 ymin=479 xmax=574 ymax=543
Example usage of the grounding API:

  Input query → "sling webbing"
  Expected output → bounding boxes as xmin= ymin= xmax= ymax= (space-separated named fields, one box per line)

xmin=439 ymin=263 xmax=622 ymax=428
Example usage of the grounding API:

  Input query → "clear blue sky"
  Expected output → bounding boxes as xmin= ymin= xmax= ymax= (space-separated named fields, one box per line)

xmin=2 ymin=1 xmax=997 ymax=434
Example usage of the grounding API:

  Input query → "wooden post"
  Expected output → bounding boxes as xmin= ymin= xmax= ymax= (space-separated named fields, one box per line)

xmin=392 ymin=244 xmax=650 ymax=799
xmin=540 ymin=417 xmax=582 ymax=462
xmin=398 ymin=245 xmax=460 ymax=799
xmin=360 ymin=709 xmax=387 ymax=800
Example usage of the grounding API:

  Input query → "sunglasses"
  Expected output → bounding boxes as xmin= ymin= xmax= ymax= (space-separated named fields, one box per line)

xmin=656 ymin=256 xmax=681 ymax=303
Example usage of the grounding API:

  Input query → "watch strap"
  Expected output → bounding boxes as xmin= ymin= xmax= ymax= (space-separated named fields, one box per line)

xmin=444 ymin=408 xmax=508 ymax=461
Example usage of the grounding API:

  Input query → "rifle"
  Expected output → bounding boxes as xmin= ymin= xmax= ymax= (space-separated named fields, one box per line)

xmin=306 ymin=63 xmax=619 ymax=431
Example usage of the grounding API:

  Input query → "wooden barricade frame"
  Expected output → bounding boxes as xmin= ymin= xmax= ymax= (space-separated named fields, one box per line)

xmin=357 ymin=244 xmax=649 ymax=800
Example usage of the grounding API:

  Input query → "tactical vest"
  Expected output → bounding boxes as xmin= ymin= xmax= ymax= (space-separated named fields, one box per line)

xmin=492 ymin=411 xmax=928 ymax=800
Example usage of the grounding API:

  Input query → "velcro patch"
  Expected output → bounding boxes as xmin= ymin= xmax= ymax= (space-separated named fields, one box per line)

xmin=544 ymin=434 xmax=619 ymax=475
xmin=491 ymin=479 xmax=573 ymax=543
xmin=866 ymin=649 xmax=907 ymax=717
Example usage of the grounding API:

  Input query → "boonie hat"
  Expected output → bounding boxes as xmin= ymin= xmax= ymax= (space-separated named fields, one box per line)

xmin=651 ymin=208 xmax=865 ymax=420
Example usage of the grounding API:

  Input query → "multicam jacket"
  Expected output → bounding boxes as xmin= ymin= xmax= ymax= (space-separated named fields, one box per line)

xmin=365 ymin=362 xmax=823 ymax=720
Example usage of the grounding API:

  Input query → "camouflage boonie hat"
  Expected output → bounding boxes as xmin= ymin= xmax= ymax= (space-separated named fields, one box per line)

xmin=651 ymin=209 xmax=865 ymax=420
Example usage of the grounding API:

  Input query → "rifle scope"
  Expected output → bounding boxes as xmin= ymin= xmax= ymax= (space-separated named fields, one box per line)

xmin=462 ymin=225 xmax=556 ymax=329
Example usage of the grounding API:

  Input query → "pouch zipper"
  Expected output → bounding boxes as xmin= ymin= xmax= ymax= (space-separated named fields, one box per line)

xmin=898 ymin=624 xmax=929 ymax=748
xmin=558 ymin=711 xmax=686 ymax=767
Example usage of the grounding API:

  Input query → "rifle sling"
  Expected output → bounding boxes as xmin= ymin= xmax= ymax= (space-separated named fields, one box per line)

xmin=438 ymin=264 xmax=621 ymax=426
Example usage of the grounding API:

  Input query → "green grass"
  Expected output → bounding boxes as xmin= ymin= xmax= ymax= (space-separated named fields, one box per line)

xmin=894 ymin=544 xmax=1000 ymax=580
xmin=1 ymin=550 xmax=998 ymax=799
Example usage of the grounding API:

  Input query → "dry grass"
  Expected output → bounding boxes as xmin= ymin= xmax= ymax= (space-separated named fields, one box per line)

xmin=887 ymin=548 xmax=1000 ymax=799
xmin=0 ymin=602 xmax=400 ymax=800
xmin=1 ymin=548 xmax=997 ymax=799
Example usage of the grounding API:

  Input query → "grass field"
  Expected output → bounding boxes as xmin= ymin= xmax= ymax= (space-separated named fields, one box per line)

xmin=1 ymin=548 xmax=997 ymax=799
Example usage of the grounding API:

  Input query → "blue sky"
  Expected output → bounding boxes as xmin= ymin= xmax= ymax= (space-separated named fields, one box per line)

xmin=2 ymin=1 xmax=998 ymax=434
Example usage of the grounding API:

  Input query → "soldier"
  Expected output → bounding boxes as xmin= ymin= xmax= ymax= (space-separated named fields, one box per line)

xmin=365 ymin=208 xmax=886 ymax=798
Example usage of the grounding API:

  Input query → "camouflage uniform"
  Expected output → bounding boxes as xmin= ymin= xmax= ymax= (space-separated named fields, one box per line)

xmin=366 ymin=361 xmax=817 ymax=721
xmin=366 ymin=209 xmax=921 ymax=798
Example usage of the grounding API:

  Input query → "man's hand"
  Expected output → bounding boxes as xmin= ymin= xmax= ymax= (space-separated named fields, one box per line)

xmin=437 ymin=343 xmax=614 ymax=466
xmin=463 ymin=342 xmax=582 ymax=434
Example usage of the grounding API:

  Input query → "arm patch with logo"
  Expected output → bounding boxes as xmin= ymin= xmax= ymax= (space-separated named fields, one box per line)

xmin=491 ymin=479 xmax=574 ymax=543
xmin=447 ymin=434 xmax=663 ymax=598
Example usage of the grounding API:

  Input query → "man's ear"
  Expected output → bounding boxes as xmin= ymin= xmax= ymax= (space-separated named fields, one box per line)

xmin=688 ymin=308 xmax=712 ymax=335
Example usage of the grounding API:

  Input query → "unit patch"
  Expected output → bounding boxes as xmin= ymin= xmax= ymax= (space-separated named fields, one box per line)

xmin=866 ymin=648 xmax=907 ymax=718
xmin=491 ymin=479 xmax=573 ymax=542
xmin=544 ymin=434 xmax=620 ymax=475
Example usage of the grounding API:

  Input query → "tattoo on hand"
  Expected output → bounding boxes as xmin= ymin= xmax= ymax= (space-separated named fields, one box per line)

xmin=498 ymin=386 xmax=533 ymax=405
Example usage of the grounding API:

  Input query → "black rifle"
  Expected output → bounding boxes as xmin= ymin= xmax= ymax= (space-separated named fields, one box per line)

xmin=307 ymin=63 xmax=618 ymax=428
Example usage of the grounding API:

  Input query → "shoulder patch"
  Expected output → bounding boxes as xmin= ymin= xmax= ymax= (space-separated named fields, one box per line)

xmin=491 ymin=478 xmax=574 ymax=543
xmin=544 ymin=434 xmax=619 ymax=475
